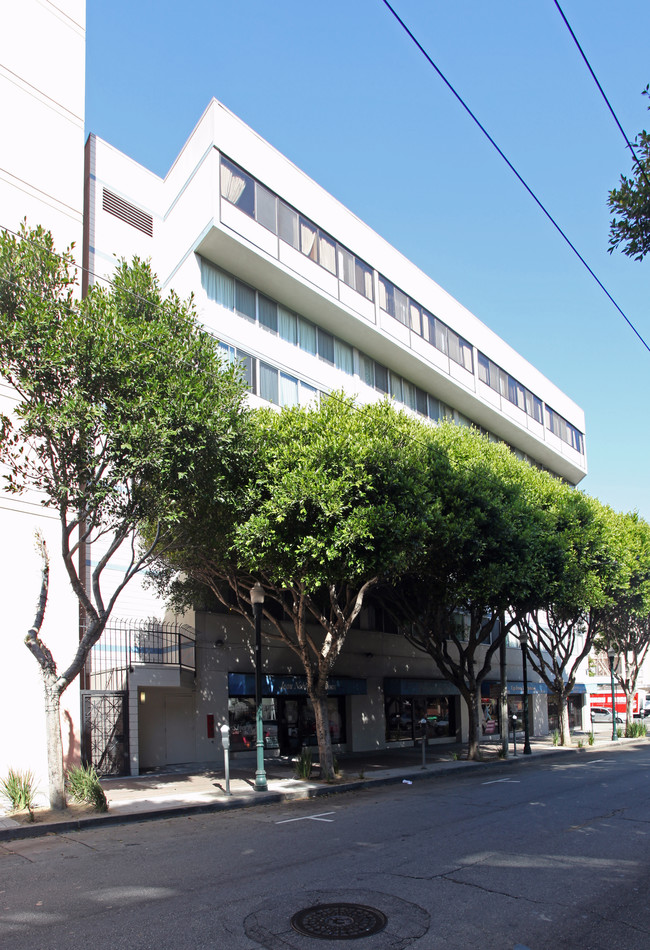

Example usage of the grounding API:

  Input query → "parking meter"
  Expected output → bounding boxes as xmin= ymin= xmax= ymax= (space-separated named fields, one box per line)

xmin=221 ymin=723 xmax=231 ymax=794
xmin=420 ymin=718 xmax=428 ymax=768
xmin=511 ymin=714 xmax=518 ymax=756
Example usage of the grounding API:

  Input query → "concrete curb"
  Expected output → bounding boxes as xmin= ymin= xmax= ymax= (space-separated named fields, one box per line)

xmin=1 ymin=738 xmax=643 ymax=843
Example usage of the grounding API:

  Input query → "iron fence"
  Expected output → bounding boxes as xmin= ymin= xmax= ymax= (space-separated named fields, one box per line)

xmin=84 ymin=618 xmax=195 ymax=690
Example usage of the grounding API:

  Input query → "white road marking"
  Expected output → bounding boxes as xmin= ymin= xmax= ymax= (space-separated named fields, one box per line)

xmin=482 ymin=778 xmax=521 ymax=785
xmin=276 ymin=811 xmax=335 ymax=824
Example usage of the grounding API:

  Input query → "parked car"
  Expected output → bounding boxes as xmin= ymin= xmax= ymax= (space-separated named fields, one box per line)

xmin=590 ymin=707 xmax=623 ymax=724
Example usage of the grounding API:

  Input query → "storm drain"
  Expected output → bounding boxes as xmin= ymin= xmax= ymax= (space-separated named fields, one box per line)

xmin=290 ymin=903 xmax=388 ymax=940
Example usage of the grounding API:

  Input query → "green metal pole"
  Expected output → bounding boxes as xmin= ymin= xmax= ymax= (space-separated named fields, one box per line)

xmin=253 ymin=599 xmax=268 ymax=790
xmin=609 ymin=654 xmax=618 ymax=742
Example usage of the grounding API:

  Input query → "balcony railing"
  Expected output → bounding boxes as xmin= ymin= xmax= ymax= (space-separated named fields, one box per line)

xmin=83 ymin=618 xmax=195 ymax=691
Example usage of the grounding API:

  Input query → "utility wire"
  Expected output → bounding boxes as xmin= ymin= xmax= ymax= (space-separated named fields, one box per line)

xmin=553 ymin=0 xmax=650 ymax=190
xmin=379 ymin=0 xmax=650 ymax=355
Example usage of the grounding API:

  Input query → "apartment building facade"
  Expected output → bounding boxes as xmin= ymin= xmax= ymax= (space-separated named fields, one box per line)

xmin=81 ymin=99 xmax=587 ymax=775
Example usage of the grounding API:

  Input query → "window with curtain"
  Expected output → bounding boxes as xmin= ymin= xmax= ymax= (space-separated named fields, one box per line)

xmin=260 ymin=362 xmax=279 ymax=404
xmin=221 ymin=158 xmax=254 ymax=217
xmin=427 ymin=395 xmax=441 ymax=421
xmin=478 ymin=352 xmax=490 ymax=386
xmin=201 ymin=259 xmax=235 ymax=310
xmin=390 ymin=374 xmax=403 ymax=403
xmin=338 ymin=246 xmax=354 ymax=286
xmin=355 ymin=259 xmax=374 ymax=300
xmin=378 ymin=276 xmax=394 ymax=316
xmin=410 ymin=303 xmax=422 ymax=334
xmin=235 ymin=281 xmax=256 ymax=321
xmin=279 ymin=201 xmax=299 ymax=248
xmin=318 ymin=233 xmax=337 ymax=274
xmin=299 ymin=381 xmax=318 ymax=406
xmin=317 ymin=329 xmax=335 ymax=364
xmin=434 ymin=318 xmax=448 ymax=354
xmin=300 ymin=218 xmax=318 ymax=262
xmin=394 ymin=288 xmax=409 ymax=327
xmin=236 ymin=350 xmax=254 ymax=392
xmin=402 ymin=380 xmax=416 ymax=411
xmin=298 ymin=317 xmax=317 ymax=355
xmin=255 ymin=182 xmax=277 ymax=233
xmin=374 ymin=362 xmax=389 ymax=394
xmin=334 ymin=339 xmax=353 ymax=375
xmin=416 ymin=388 xmax=428 ymax=416
xmin=279 ymin=307 xmax=297 ymax=344
xmin=359 ymin=353 xmax=374 ymax=387
xmin=280 ymin=373 xmax=299 ymax=407
xmin=258 ymin=295 xmax=278 ymax=333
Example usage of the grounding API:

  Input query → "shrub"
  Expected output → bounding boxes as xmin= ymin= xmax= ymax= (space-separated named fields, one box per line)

xmin=552 ymin=730 xmax=560 ymax=747
xmin=294 ymin=749 xmax=313 ymax=780
xmin=588 ymin=732 xmax=595 ymax=746
xmin=65 ymin=764 xmax=108 ymax=812
xmin=625 ymin=721 xmax=648 ymax=739
xmin=0 ymin=768 xmax=37 ymax=814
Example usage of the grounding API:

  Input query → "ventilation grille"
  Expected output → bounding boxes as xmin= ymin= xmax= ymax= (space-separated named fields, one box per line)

xmin=102 ymin=188 xmax=153 ymax=237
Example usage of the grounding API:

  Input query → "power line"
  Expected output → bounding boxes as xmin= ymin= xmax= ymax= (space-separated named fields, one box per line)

xmin=378 ymin=0 xmax=650 ymax=355
xmin=553 ymin=0 xmax=650 ymax=189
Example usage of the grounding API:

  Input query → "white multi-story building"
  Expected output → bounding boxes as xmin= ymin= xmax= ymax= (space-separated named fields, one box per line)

xmin=80 ymin=100 xmax=586 ymax=774
xmin=0 ymin=0 xmax=85 ymax=799
xmin=0 ymin=4 xmax=589 ymax=791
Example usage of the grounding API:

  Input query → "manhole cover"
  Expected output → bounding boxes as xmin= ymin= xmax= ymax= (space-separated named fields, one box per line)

xmin=290 ymin=903 xmax=388 ymax=940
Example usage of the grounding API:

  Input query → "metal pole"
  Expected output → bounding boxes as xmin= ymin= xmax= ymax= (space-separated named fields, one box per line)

xmin=420 ymin=719 xmax=427 ymax=769
xmin=252 ymin=586 xmax=268 ymax=791
xmin=521 ymin=638 xmax=532 ymax=755
xmin=499 ymin=616 xmax=508 ymax=758
xmin=512 ymin=715 xmax=517 ymax=756
xmin=220 ymin=724 xmax=231 ymax=795
xmin=609 ymin=651 xmax=618 ymax=742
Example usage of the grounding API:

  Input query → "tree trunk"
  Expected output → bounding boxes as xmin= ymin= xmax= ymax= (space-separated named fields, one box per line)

xmin=467 ymin=689 xmax=482 ymax=761
xmin=311 ymin=693 xmax=335 ymax=781
xmin=625 ymin=690 xmax=633 ymax=727
xmin=558 ymin=693 xmax=571 ymax=746
xmin=43 ymin=677 xmax=66 ymax=810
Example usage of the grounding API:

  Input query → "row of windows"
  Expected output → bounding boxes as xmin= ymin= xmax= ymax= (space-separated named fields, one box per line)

xmin=216 ymin=154 xmax=586 ymax=457
xmin=378 ymin=276 xmax=474 ymax=373
xmin=546 ymin=406 xmax=584 ymax=454
xmin=478 ymin=352 xmax=544 ymax=425
xmin=221 ymin=157 xmax=374 ymax=301
xmin=202 ymin=258 xmax=453 ymax=423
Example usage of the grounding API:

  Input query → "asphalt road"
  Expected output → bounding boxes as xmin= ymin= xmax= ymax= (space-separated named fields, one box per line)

xmin=2 ymin=745 xmax=650 ymax=950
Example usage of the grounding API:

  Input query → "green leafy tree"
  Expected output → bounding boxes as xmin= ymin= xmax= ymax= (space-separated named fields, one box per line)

xmin=516 ymin=494 xmax=625 ymax=746
xmin=384 ymin=421 xmax=554 ymax=760
xmin=608 ymin=85 xmax=650 ymax=260
xmin=593 ymin=513 xmax=650 ymax=726
xmin=0 ymin=223 xmax=248 ymax=808
xmin=154 ymin=395 xmax=431 ymax=780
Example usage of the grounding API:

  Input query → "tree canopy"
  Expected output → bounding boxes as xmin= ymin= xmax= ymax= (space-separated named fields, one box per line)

xmin=153 ymin=394 xmax=432 ymax=778
xmin=0 ymin=222 xmax=249 ymax=806
xmin=608 ymin=85 xmax=650 ymax=260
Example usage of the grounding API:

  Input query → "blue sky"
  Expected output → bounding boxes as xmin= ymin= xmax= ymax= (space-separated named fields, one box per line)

xmin=86 ymin=1 xmax=650 ymax=520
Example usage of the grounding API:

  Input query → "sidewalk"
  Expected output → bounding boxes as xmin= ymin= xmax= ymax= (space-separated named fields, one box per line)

xmin=0 ymin=733 xmax=638 ymax=841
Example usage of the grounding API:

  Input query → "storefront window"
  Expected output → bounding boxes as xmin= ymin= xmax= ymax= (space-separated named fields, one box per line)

xmin=228 ymin=697 xmax=278 ymax=751
xmin=228 ymin=694 xmax=345 ymax=755
xmin=386 ymin=695 xmax=454 ymax=741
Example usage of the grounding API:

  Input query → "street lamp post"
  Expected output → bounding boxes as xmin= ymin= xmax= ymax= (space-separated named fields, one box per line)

xmin=251 ymin=581 xmax=268 ymax=791
xmin=607 ymin=646 xmax=618 ymax=742
xmin=521 ymin=636 xmax=532 ymax=755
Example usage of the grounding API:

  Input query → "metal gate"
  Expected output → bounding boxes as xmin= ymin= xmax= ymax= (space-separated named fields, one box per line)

xmin=81 ymin=691 xmax=129 ymax=776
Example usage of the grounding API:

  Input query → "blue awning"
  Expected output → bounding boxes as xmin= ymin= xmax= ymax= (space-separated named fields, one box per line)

xmin=482 ymin=680 xmax=551 ymax=696
xmin=384 ymin=677 xmax=460 ymax=696
xmin=228 ymin=673 xmax=367 ymax=697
